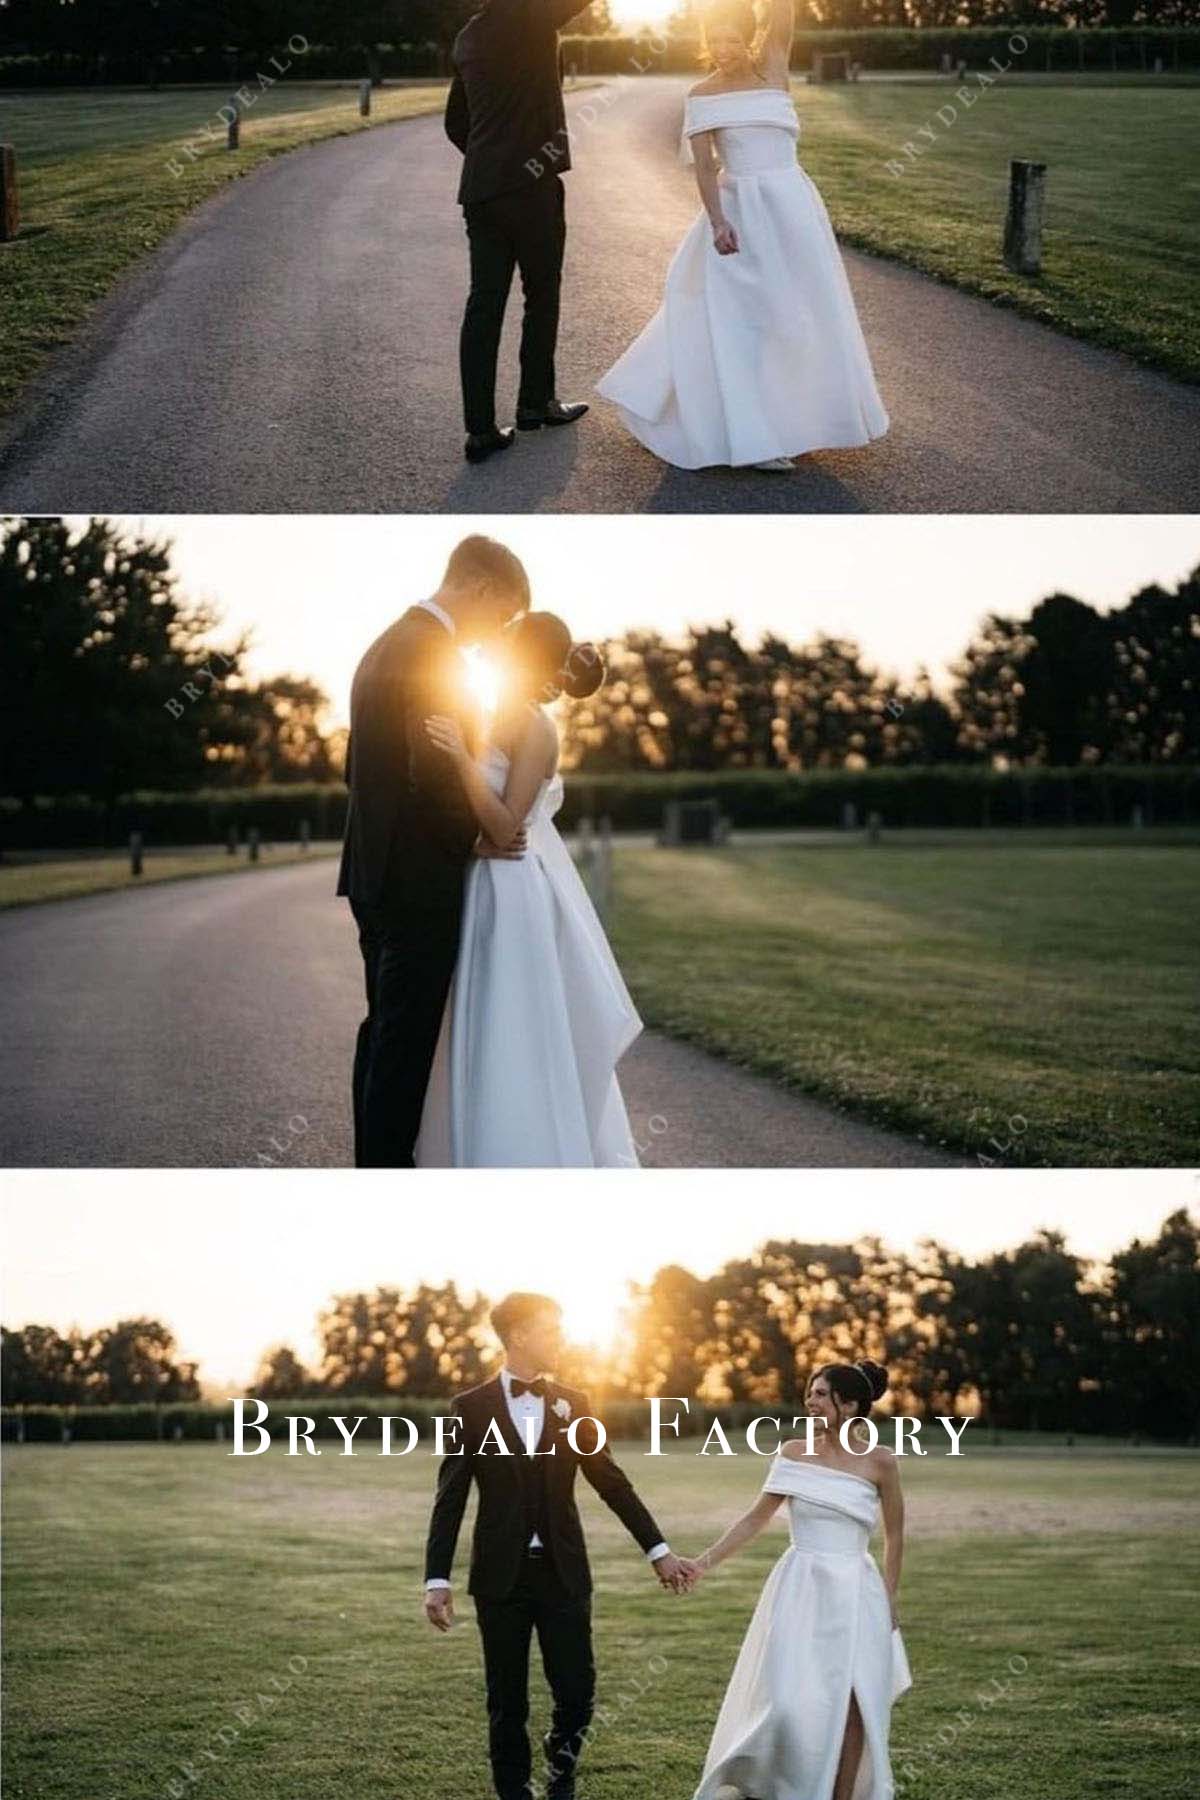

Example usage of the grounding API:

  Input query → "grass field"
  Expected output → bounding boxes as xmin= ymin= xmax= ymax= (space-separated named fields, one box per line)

xmin=0 ymin=82 xmax=449 ymax=424
xmin=794 ymin=77 xmax=1200 ymax=380
xmin=0 ymin=843 xmax=338 ymax=909
xmin=606 ymin=837 xmax=1200 ymax=1167
xmin=2 ymin=1441 xmax=1195 ymax=1800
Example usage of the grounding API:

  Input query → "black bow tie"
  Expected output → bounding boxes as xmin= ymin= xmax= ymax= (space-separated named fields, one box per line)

xmin=509 ymin=1377 xmax=547 ymax=1399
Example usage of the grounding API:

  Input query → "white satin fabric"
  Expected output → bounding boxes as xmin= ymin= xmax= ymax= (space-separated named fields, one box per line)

xmin=694 ymin=1457 xmax=911 ymax=1800
xmin=597 ymin=89 xmax=889 ymax=468
xmin=415 ymin=748 xmax=642 ymax=1168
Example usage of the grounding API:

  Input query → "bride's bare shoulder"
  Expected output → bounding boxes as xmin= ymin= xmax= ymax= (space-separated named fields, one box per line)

xmin=688 ymin=74 xmax=725 ymax=97
xmin=779 ymin=1438 xmax=808 ymax=1461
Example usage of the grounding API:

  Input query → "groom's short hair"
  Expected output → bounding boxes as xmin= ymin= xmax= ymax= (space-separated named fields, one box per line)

xmin=444 ymin=535 xmax=531 ymax=614
xmin=492 ymin=1291 xmax=561 ymax=1346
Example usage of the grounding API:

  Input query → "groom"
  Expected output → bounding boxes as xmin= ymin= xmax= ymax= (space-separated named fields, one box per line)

xmin=337 ymin=534 xmax=531 ymax=1168
xmin=445 ymin=0 xmax=591 ymax=464
xmin=425 ymin=1293 xmax=693 ymax=1800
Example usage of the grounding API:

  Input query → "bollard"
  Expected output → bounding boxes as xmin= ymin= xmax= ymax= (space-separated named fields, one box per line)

xmin=300 ymin=819 xmax=311 ymax=852
xmin=359 ymin=79 xmax=371 ymax=118
xmin=1003 ymin=159 xmax=1046 ymax=276
xmin=227 ymin=99 xmax=240 ymax=151
xmin=129 ymin=831 xmax=144 ymax=877
xmin=841 ymin=802 xmax=858 ymax=832
xmin=248 ymin=826 xmax=260 ymax=863
xmin=0 ymin=144 xmax=18 ymax=243
xmin=866 ymin=811 xmax=882 ymax=845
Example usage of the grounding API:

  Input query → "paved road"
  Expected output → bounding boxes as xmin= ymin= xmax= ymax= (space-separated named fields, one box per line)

xmin=0 ymin=860 xmax=957 ymax=1168
xmin=2 ymin=77 xmax=1197 ymax=514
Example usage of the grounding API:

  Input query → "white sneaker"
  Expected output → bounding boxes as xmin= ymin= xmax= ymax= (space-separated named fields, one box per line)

xmin=753 ymin=456 xmax=793 ymax=472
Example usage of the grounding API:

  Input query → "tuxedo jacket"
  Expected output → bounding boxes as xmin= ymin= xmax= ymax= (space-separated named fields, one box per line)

xmin=445 ymin=0 xmax=588 ymax=207
xmin=336 ymin=609 xmax=480 ymax=920
xmin=424 ymin=1376 xmax=664 ymax=1600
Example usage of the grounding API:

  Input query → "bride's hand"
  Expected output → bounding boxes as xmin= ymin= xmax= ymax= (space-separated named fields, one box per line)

xmin=712 ymin=219 xmax=739 ymax=256
xmin=425 ymin=715 xmax=467 ymax=760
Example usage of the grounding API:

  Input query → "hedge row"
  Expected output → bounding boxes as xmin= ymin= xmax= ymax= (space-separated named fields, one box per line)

xmin=561 ymin=26 xmax=1200 ymax=76
xmin=1 ymin=27 xmax=1197 ymax=87
xmin=3 ymin=766 xmax=1197 ymax=849
xmin=3 ymin=1397 xmax=819 ymax=1443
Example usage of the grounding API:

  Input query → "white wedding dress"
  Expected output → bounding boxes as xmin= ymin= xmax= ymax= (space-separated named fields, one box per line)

xmin=597 ymin=88 xmax=888 ymax=468
xmin=694 ymin=1457 xmax=911 ymax=1800
xmin=415 ymin=748 xmax=642 ymax=1168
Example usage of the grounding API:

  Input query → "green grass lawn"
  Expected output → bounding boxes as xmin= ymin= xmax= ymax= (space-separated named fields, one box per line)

xmin=794 ymin=78 xmax=1200 ymax=380
xmin=2 ymin=1441 xmax=1196 ymax=1800
xmin=0 ymin=82 xmax=449 ymax=424
xmin=607 ymin=837 xmax=1200 ymax=1166
xmin=0 ymin=843 xmax=338 ymax=908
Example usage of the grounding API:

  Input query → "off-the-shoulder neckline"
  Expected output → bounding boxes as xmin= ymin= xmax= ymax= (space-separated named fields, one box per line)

xmin=689 ymin=85 xmax=792 ymax=99
xmin=774 ymin=1454 xmax=879 ymax=1494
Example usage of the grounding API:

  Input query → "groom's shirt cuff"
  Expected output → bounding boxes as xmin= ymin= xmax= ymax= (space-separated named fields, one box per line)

xmin=647 ymin=1543 xmax=670 ymax=1562
xmin=425 ymin=1577 xmax=452 ymax=1589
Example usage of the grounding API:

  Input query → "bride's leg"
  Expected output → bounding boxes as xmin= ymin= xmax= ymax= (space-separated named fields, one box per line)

xmin=832 ymin=1692 xmax=865 ymax=1800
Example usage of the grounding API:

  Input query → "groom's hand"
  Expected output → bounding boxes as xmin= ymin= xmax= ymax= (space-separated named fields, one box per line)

xmin=424 ymin=1588 xmax=454 ymax=1632
xmin=474 ymin=829 xmax=527 ymax=861
xmin=653 ymin=1552 xmax=692 ymax=1594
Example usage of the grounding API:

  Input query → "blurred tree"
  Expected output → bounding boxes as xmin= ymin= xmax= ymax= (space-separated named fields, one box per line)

xmin=1105 ymin=1210 xmax=1200 ymax=1441
xmin=0 ymin=1324 xmax=84 ymax=1404
xmin=316 ymin=1281 xmax=493 ymax=1395
xmin=252 ymin=1343 xmax=314 ymax=1398
xmin=81 ymin=1317 xmax=201 ymax=1404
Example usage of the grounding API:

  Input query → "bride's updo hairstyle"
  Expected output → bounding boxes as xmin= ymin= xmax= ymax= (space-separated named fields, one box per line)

xmin=700 ymin=1 xmax=759 ymax=58
xmin=811 ymin=1359 xmax=889 ymax=1417
xmin=502 ymin=611 xmax=606 ymax=704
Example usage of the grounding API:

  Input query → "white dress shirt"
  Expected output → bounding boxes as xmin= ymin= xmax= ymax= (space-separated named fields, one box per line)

xmin=425 ymin=1368 xmax=670 ymax=1588
xmin=417 ymin=596 xmax=455 ymax=635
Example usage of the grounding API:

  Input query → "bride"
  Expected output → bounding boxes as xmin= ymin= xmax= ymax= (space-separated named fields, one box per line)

xmin=684 ymin=1360 xmax=910 ymax=1800
xmin=414 ymin=612 xmax=642 ymax=1168
xmin=597 ymin=0 xmax=888 ymax=473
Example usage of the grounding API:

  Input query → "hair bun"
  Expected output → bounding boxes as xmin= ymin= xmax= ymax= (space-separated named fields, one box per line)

xmin=560 ymin=641 xmax=605 ymax=701
xmin=855 ymin=1359 xmax=888 ymax=1402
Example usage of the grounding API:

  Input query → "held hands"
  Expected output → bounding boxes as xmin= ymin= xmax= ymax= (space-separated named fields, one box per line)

xmin=424 ymin=1588 xmax=454 ymax=1633
xmin=474 ymin=828 xmax=527 ymax=861
xmin=654 ymin=1552 xmax=705 ymax=1595
xmin=712 ymin=218 xmax=740 ymax=256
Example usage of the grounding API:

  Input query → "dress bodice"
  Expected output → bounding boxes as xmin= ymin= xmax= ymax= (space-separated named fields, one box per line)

xmin=682 ymin=88 xmax=800 ymax=176
xmin=481 ymin=745 xmax=563 ymax=828
xmin=761 ymin=1455 xmax=878 ymax=1556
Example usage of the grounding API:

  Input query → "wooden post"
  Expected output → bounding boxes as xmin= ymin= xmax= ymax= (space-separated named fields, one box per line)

xmin=1 ymin=145 xmax=18 ymax=242
xmin=359 ymin=80 xmax=371 ymax=118
xmin=227 ymin=99 xmax=240 ymax=151
xmin=129 ymin=831 xmax=144 ymax=877
xmin=1003 ymin=160 xmax=1046 ymax=276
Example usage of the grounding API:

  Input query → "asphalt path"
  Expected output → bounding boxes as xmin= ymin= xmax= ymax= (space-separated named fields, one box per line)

xmin=2 ymin=77 xmax=1197 ymax=513
xmin=0 ymin=859 xmax=958 ymax=1168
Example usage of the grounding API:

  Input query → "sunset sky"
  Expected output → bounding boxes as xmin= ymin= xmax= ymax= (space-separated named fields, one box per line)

xmin=88 ymin=515 xmax=1199 ymax=728
xmin=2 ymin=1171 xmax=1188 ymax=1389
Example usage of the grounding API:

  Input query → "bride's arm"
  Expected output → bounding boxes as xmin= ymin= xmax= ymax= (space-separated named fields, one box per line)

xmin=761 ymin=0 xmax=795 ymax=78
xmin=877 ymin=1451 xmax=904 ymax=1623
xmin=693 ymin=1491 xmax=784 ymax=1574
xmin=690 ymin=132 xmax=738 ymax=256
xmin=424 ymin=712 xmax=551 ymax=850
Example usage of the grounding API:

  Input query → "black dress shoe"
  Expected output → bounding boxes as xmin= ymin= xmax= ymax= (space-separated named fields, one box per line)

xmin=464 ymin=426 xmax=516 ymax=464
xmin=516 ymin=399 xmax=589 ymax=430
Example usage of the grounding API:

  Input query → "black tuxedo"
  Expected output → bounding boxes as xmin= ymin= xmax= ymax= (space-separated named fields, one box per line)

xmin=337 ymin=608 xmax=480 ymax=1167
xmin=446 ymin=1 xmax=589 ymax=435
xmin=425 ymin=1376 xmax=664 ymax=1799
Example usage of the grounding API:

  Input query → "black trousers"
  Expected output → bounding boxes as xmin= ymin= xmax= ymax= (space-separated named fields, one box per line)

xmin=460 ymin=175 xmax=566 ymax=435
xmin=475 ymin=1555 xmax=595 ymax=1800
xmin=350 ymin=899 xmax=461 ymax=1169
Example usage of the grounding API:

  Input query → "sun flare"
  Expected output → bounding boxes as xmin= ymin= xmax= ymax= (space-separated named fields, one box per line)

xmin=462 ymin=645 xmax=502 ymax=716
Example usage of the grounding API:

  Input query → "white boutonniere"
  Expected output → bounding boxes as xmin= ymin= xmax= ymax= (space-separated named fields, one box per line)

xmin=552 ymin=1397 xmax=572 ymax=1423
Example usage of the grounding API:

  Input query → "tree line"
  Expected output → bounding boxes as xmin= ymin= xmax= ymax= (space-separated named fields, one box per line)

xmin=2 ymin=518 xmax=1196 ymax=810
xmin=5 ymin=1211 xmax=1195 ymax=1438
xmin=2 ymin=0 xmax=1194 ymax=74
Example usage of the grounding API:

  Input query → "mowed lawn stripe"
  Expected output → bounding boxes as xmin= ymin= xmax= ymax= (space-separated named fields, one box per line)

xmin=607 ymin=843 xmax=1199 ymax=1165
